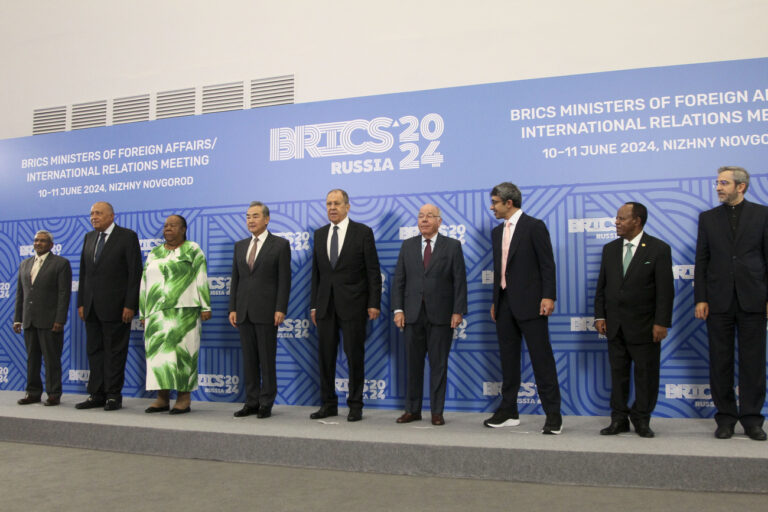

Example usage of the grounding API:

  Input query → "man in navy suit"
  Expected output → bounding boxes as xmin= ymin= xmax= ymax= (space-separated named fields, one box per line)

xmin=229 ymin=201 xmax=291 ymax=419
xmin=392 ymin=204 xmax=467 ymax=426
xmin=14 ymin=230 xmax=72 ymax=406
xmin=594 ymin=202 xmax=674 ymax=438
xmin=76 ymin=202 xmax=142 ymax=411
xmin=487 ymin=182 xmax=563 ymax=434
xmin=695 ymin=166 xmax=768 ymax=441
xmin=310 ymin=189 xmax=381 ymax=422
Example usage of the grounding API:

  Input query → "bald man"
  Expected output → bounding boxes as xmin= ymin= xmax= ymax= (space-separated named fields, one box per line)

xmin=76 ymin=202 xmax=142 ymax=411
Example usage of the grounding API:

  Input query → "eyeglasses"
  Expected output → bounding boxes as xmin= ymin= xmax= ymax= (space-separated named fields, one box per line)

xmin=714 ymin=179 xmax=732 ymax=187
xmin=490 ymin=199 xmax=504 ymax=206
xmin=417 ymin=213 xmax=440 ymax=220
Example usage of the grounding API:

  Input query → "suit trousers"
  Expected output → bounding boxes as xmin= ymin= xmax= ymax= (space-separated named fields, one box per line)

xmin=24 ymin=327 xmax=63 ymax=398
xmin=495 ymin=289 xmax=561 ymax=415
xmin=316 ymin=294 xmax=367 ymax=410
xmin=404 ymin=303 xmax=453 ymax=415
xmin=85 ymin=310 xmax=131 ymax=400
xmin=707 ymin=292 xmax=767 ymax=428
xmin=238 ymin=318 xmax=278 ymax=408
xmin=607 ymin=328 xmax=660 ymax=422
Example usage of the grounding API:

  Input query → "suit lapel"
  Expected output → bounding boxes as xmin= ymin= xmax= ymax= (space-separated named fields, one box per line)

xmin=22 ymin=258 xmax=34 ymax=286
xmin=251 ymin=234 xmax=272 ymax=271
xmin=335 ymin=221 xmax=353 ymax=265
xmin=623 ymin=234 xmax=648 ymax=280
xmin=506 ymin=214 xmax=525 ymax=262
xmin=424 ymin=234 xmax=441 ymax=274
xmin=95 ymin=226 xmax=118 ymax=266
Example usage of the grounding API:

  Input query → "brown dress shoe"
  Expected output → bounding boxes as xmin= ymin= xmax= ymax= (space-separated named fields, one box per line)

xmin=431 ymin=414 xmax=445 ymax=426
xmin=396 ymin=412 xmax=422 ymax=423
xmin=17 ymin=395 xmax=41 ymax=405
xmin=44 ymin=396 xmax=61 ymax=406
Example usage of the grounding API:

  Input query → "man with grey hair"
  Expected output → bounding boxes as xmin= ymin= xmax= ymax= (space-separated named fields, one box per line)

xmin=487 ymin=182 xmax=563 ymax=434
xmin=14 ymin=230 xmax=72 ymax=406
xmin=695 ymin=166 xmax=768 ymax=441
xmin=229 ymin=201 xmax=291 ymax=419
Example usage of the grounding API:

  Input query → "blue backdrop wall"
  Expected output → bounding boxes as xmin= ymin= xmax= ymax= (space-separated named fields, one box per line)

xmin=1 ymin=57 xmax=767 ymax=417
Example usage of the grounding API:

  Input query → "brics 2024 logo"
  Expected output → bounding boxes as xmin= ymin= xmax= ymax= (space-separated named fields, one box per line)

xmin=208 ymin=276 xmax=231 ymax=296
xmin=0 ymin=282 xmax=10 ymax=299
xmin=269 ymin=114 xmax=445 ymax=174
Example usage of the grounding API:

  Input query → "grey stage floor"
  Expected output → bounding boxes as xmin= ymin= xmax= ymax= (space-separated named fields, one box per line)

xmin=1 ymin=391 xmax=767 ymax=494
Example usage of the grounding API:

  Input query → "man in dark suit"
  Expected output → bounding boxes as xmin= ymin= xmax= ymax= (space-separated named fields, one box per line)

xmin=695 ymin=166 xmax=768 ymax=441
xmin=594 ymin=202 xmax=674 ymax=438
xmin=487 ymin=182 xmax=562 ymax=434
xmin=13 ymin=230 xmax=72 ymax=406
xmin=229 ymin=201 xmax=291 ymax=419
xmin=310 ymin=189 xmax=381 ymax=422
xmin=76 ymin=201 xmax=142 ymax=411
xmin=392 ymin=204 xmax=467 ymax=426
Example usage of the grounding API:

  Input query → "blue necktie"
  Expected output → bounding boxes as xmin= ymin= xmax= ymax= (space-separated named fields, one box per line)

xmin=330 ymin=226 xmax=339 ymax=268
xmin=94 ymin=232 xmax=106 ymax=263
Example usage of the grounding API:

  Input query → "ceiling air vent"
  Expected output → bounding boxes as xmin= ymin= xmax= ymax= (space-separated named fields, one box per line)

xmin=156 ymin=87 xmax=196 ymax=119
xmin=202 ymin=81 xmax=244 ymax=114
xmin=251 ymin=75 xmax=294 ymax=108
xmin=113 ymin=94 xmax=150 ymax=124
xmin=71 ymin=100 xmax=107 ymax=130
xmin=32 ymin=106 xmax=67 ymax=135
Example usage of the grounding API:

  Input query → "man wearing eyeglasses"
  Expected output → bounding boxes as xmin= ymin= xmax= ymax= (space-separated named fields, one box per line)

xmin=391 ymin=204 xmax=467 ymax=426
xmin=695 ymin=166 xmax=768 ymax=441
xmin=487 ymin=182 xmax=563 ymax=434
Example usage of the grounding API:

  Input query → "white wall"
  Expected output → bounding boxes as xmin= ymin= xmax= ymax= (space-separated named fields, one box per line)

xmin=1 ymin=0 xmax=766 ymax=140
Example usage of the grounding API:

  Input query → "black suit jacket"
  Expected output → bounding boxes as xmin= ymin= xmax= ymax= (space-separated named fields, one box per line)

xmin=492 ymin=213 xmax=557 ymax=321
xmin=391 ymin=234 xmax=467 ymax=325
xmin=229 ymin=232 xmax=291 ymax=324
xmin=695 ymin=200 xmax=768 ymax=313
xmin=594 ymin=233 xmax=674 ymax=344
xmin=77 ymin=225 xmax=142 ymax=322
xmin=14 ymin=253 xmax=72 ymax=329
xmin=311 ymin=219 xmax=381 ymax=321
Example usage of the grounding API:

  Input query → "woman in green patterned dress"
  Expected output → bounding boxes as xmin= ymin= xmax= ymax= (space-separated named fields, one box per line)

xmin=140 ymin=215 xmax=211 ymax=414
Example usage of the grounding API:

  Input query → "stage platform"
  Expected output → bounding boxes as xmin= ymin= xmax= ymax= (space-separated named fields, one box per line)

xmin=1 ymin=391 xmax=766 ymax=494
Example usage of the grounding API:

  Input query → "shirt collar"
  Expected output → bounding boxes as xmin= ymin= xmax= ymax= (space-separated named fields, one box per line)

xmin=625 ymin=231 xmax=643 ymax=247
xmin=101 ymin=222 xmax=116 ymax=236
xmin=507 ymin=209 xmax=523 ymax=225
xmin=35 ymin=251 xmax=50 ymax=262
xmin=332 ymin=216 xmax=350 ymax=231
xmin=252 ymin=230 xmax=268 ymax=244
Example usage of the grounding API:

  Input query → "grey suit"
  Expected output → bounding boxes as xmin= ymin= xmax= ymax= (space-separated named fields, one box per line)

xmin=14 ymin=253 xmax=72 ymax=398
xmin=392 ymin=234 xmax=467 ymax=414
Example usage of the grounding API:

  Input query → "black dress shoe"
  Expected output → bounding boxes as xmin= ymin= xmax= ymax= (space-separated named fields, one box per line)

xmin=600 ymin=420 xmax=630 ymax=435
xmin=145 ymin=404 xmax=170 ymax=413
xmin=169 ymin=406 xmax=191 ymax=415
xmin=635 ymin=424 xmax=655 ymax=438
xmin=431 ymin=413 xmax=445 ymax=426
xmin=234 ymin=405 xmax=259 ymax=417
xmin=744 ymin=425 xmax=767 ymax=441
xmin=347 ymin=409 xmax=362 ymax=422
xmin=396 ymin=412 xmax=422 ymax=423
xmin=17 ymin=395 xmax=41 ymax=405
xmin=256 ymin=405 xmax=272 ymax=419
xmin=44 ymin=396 xmax=61 ymax=406
xmin=310 ymin=406 xmax=338 ymax=419
xmin=104 ymin=399 xmax=122 ymax=411
xmin=75 ymin=396 xmax=106 ymax=409
xmin=715 ymin=424 xmax=735 ymax=439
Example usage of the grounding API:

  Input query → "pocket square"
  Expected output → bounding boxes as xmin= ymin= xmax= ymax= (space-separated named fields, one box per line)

xmin=644 ymin=261 xmax=651 ymax=264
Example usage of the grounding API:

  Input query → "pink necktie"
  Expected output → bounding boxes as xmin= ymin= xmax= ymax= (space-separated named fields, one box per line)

xmin=501 ymin=220 xmax=511 ymax=289
xmin=247 ymin=238 xmax=258 ymax=270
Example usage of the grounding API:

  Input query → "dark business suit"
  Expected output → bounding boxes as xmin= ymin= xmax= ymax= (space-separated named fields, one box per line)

xmin=594 ymin=233 xmax=674 ymax=422
xmin=695 ymin=199 xmax=768 ymax=428
xmin=77 ymin=224 xmax=142 ymax=401
xmin=492 ymin=213 xmax=561 ymax=415
xmin=230 ymin=232 xmax=291 ymax=408
xmin=14 ymin=253 xmax=72 ymax=398
xmin=392 ymin=234 xmax=467 ymax=414
xmin=311 ymin=220 xmax=381 ymax=410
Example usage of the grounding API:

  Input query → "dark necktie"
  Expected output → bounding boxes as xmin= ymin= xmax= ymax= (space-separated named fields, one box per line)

xmin=247 ymin=238 xmax=258 ymax=270
xmin=330 ymin=225 xmax=339 ymax=268
xmin=423 ymin=238 xmax=432 ymax=270
xmin=94 ymin=232 xmax=106 ymax=263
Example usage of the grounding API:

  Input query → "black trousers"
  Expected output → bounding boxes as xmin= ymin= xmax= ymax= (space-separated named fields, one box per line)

xmin=494 ymin=289 xmax=561 ymax=415
xmin=707 ymin=292 xmax=767 ymax=428
xmin=85 ymin=310 xmax=130 ymax=400
xmin=607 ymin=327 xmax=660 ymax=423
xmin=24 ymin=327 xmax=63 ymax=398
xmin=238 ymin=318 xmax=278 ymax=408
xmin=316 ymin=297 xmax=367 ymax=410
xmin=404 ymin=303 xmax=453 ymax=415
